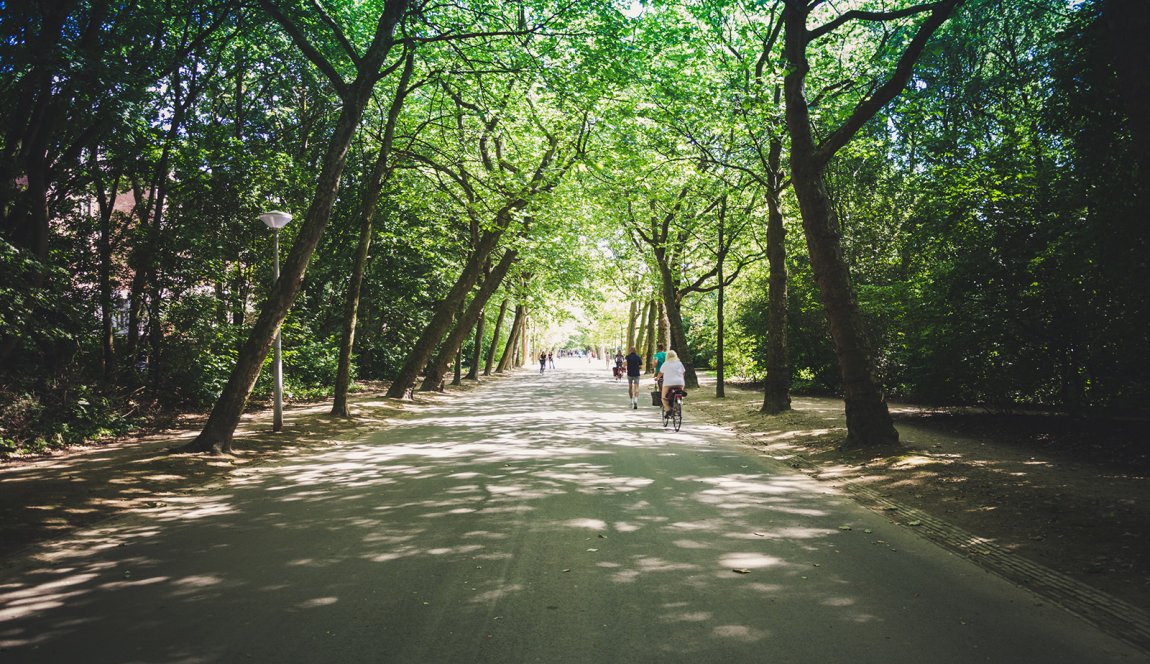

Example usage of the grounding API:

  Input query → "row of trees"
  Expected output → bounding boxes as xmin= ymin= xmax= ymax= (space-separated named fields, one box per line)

xmin=1 ymin=0 xmax=1146 ymax=456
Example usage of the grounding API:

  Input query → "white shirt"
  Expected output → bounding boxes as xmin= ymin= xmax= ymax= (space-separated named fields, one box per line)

xmin=660 ymin=360 xmax=686 ymax=386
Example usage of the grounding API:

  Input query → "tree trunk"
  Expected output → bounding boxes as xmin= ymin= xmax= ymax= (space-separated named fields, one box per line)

xmin=644 ymin=299 xmax=657 ymax=373
xmin=330 ymin=196 xmax=376 ymax=417
xmin=762 ymin=154 xmax=792 ymax=414
xmin=332 ymin=51 xmax=414 ymax=417
xmin=716 ymin=216 xmax=726 ymax=399
xmin=778 ymin=0 xmax=957 ymax=446
xmin=626 ymin=300 xmax=638 ymax=350
xmin=388 ymin=205 xmax=519 ymax=398
xmin=484 ymin=298 xmax=508 ymax=376
xmin=466 ymin=301 xmax=485 ymax=380
xmin=655 ymin=260 xmax=699 ymax=388
xmin=497 ymin=305 xmax=525 ymax=373
xmin=182 ymin=2 xmax=408 ymax=453
xmin=633 ymin=301 xmax=649 ymax=357
xmin=420 ymin=249 xmax=517 ymax=391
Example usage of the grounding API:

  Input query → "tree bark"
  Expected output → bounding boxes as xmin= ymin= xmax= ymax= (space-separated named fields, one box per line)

xmin=387 ymin=201 xmax=522 ymax=398
xmin=466 ymin=300 xmax=486 ymax=380
xmin=780 ymin=0 xmax=959 ymax=446
xmin=497 ymin=304 xmax=526 ymax=373
xmin=332 ymin=50 xmax=414 ymax=417
xmin=420 ymin=248 xmax=517 ymax=391
xmin=643 ymin=299 xmax=657 ymax=373
xmin=626 ymin=300 xmax=638 ymax=350
xmin=762 ymin=151 xmax=792 ymax=414
xmin=484 ymin=298 xmax=508 ymax=376
xmin=183 ymin=0 xmax=409 ymax=453
xmin=716 ymin=210 xmax=726 ymax=399
xmin=655 ymin=257 xmax=699 ymax=388
xmin=633 ymin=301 xmax=650 ymax=356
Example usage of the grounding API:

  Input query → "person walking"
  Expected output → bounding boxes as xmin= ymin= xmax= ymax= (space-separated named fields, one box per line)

xmin=548 ymin=351 xmax=555 ymax=369
xmin=655 ymin=349 xmax=686 ymax=414
xmin=625 ymin=346 xmax=643 ymax=409
xmin=539 ymin=351 xmax=547 ymax=374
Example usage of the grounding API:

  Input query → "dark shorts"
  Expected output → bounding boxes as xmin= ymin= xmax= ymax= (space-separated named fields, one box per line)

xmin=627 ymin=375 xmax=640 ymax=385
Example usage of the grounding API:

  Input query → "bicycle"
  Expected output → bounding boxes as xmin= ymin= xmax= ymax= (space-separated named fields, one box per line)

xmin=661 ymin=386 xmax=686 ymax=431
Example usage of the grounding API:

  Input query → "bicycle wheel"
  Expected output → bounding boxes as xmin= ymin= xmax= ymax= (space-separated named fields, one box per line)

xmin=672 ymin=399 xmax=682 ymax=431
xmin=661 ymin=403 xmax=670 ymax=428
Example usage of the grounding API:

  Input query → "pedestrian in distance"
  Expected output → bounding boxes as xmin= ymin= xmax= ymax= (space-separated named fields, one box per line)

xmin=548 ymin=351 xmax=555 ymax=369
xmin=539 ymin=351 xmax=547 ymax=374
xmin=655 ymin=349 xmax=686 ymax=414
xmin=625 ymin=346 xmax=643 ymax=409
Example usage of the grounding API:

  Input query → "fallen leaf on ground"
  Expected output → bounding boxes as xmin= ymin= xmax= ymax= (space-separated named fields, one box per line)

xmin=733 ymin=568 xmax=751 ymax=574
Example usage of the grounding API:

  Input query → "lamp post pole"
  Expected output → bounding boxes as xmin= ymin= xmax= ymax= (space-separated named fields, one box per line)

xmin=260 ymin=211 xmax=293 ymax=432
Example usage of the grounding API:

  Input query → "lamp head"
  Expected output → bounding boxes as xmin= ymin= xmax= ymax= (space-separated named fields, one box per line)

xmin=259 ymin=211 xmax=293 ymax=229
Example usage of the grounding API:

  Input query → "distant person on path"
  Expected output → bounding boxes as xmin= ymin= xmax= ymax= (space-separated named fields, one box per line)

xmin=656 ymin=349 xmax=686 ymax=414
xmin=548 ymin=351 xmax=555 ymax=369
xmin=625 ymin=346 xmax=643 ymax=409
xmin=539 ymin=351 xmax=547 ymax=374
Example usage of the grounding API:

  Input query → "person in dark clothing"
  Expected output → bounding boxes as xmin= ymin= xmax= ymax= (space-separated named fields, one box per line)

xmin=625 ymin=346 xmax=643 ymax=409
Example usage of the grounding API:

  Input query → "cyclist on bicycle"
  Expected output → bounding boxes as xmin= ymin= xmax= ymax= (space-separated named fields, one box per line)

xmin=655 ymin=349 xmax=686 ymax=415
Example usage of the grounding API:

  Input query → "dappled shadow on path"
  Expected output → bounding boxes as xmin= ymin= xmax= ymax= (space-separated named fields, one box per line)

xmin=0 ymin=361 xmax=1130 ymax=663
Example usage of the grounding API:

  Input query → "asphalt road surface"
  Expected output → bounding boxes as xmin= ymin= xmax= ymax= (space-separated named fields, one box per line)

xmin=1 ymin=358 xmax=1146 ymax=663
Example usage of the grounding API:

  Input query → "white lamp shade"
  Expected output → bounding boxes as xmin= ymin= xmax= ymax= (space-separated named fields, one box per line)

xmin=259 ymin=210 xmax=293 ymax=229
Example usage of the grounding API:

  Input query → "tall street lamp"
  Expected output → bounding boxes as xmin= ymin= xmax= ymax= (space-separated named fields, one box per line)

xmin=259 ymin=210 xmax=293 ymax=432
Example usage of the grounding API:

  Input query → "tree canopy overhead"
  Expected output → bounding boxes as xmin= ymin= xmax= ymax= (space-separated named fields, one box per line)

xmin=1 ymin=0 xmax=1146 ymax=455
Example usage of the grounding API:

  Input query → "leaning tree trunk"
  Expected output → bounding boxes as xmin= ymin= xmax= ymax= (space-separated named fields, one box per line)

xmin=420 ymin=249 xmax=517 ymax=391
xmin=780 ymin=0 xmax=957 ymax=446
xmin=762 ymin=168 xmax=792 ymax=414
xmin=182 ymin=1 xmax=408 ymax=453
xmin=497 ymin=305 xmax=525 ymax=373
xmin=484 ymin=298 xmax=508 ymax=376
xmin=791 ymin=165 xmax=896 ymax=446
xmin=466 ymin=301 xmax=486 ymax=380
xmin=332 ymin=51 xmax=414 ymax=417
xmin=387 ymin=210 xmax=516 ymax=398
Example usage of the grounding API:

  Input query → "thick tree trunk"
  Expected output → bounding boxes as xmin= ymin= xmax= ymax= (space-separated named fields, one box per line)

xmin=183 ymin=2 xmax=408 ymax=453
xmin=778 ymin=0 xmax=960 ymax=446
xmin=655 ymin=259 xmax=698 ymax=388
xmin=420 ymin=249 xmax=517 ymax=391
xmin=484 ymin=298 xmax=508 ymax=376
xmin=793 ymin=169 xmax=896 ymax=446
xmin=633 ymin=301 xmax=649 ymax=356
xmin=497 ymin=305 xmax=525 ymax=373
xmin=762 ymin=174 xmax=792 ymax=414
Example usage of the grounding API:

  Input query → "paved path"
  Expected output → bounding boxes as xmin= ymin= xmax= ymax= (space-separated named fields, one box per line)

xmin=1 ymin=359 xmax=1146 ymax=663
